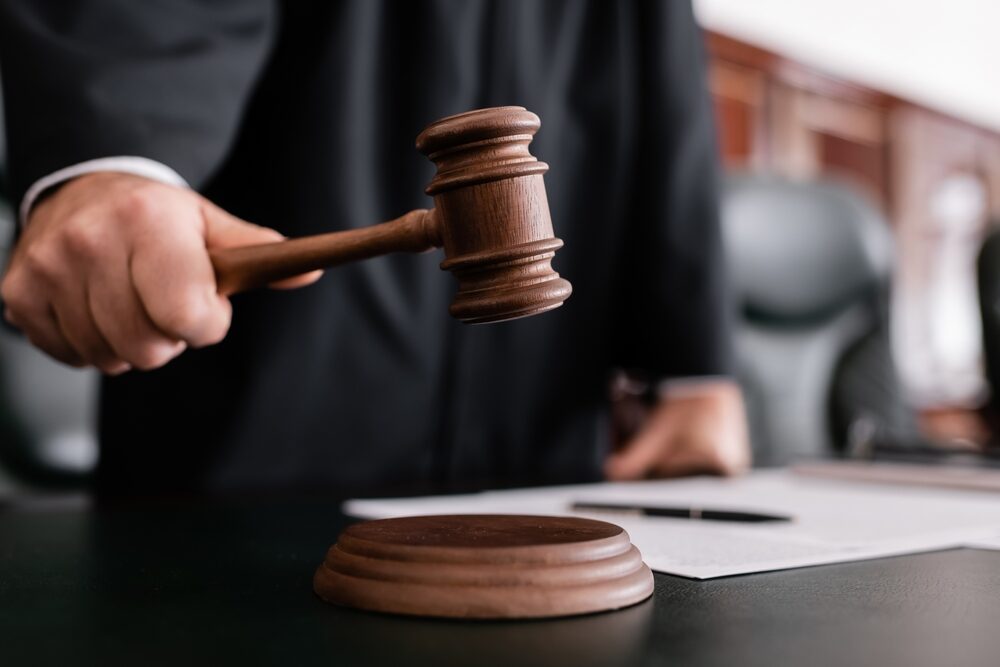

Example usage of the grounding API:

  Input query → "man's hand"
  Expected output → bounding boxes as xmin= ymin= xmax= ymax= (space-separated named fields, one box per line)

xmin=604 ymin=380 xmax=751 ymax=480
xmin=1 ymin=172 xmax=320 ymax=374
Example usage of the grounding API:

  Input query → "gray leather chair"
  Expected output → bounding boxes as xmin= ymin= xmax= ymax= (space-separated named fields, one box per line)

xmin=722 ymin=175 xmax=917 ymax=465
xmin=977 ymin=221 xmax=1000 ymax=430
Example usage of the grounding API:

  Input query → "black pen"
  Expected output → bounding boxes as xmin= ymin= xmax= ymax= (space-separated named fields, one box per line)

xmin=571 ymin=501 xmax=792 ymax=523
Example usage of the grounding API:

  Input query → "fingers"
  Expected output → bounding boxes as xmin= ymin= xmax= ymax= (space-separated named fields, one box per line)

xmin=644 ymin=448 xmax=736 ymax=479
xmin=89 ymin=254 xmax=186 ymax=370
xmin=202 ymin=201 xmax=323 ymax=289
xmin=130 ymin=220 xmax=232 ymax=348
xmin=605 ymin=386 xmax=753 ymax=481
xmin=202 ymin=200 xmax=285 ymax=247
xmin=51 ymin=283 xmax=131 ymax=375
xmin=3 ymin=303 xmax=84 ymax=368
xmin=604 ymin=411 xmax=677 ymax=481
xmin=605 ymin=424 xmax=730 ymax=481
xmin=1 ymin=255 xmax=94 ymax=369
xmin=2 ymin=244 xmax=181 ymax=374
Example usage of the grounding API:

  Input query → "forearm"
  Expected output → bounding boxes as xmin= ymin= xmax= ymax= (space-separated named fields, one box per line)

xmin=611 ymin=0 xmax=733 ymax=378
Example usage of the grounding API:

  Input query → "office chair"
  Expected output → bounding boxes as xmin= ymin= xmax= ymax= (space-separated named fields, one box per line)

xmin=722 ymin=174 xmax=918 ymax=465
xmin=977 ymin=221 xmax=1000 ymax=431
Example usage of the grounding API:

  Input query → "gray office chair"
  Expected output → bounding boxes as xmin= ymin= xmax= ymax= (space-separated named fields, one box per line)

xmin=722 ymin=174 xmax=917 ymax=465
xmin=977 ymin=221 xmax=1000 ymax=432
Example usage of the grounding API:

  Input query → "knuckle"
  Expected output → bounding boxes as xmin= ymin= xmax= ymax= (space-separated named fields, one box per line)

xmin=62 ymin=220 xmax=104 ymax=259
xmin=21 ymin=245 xmax=59 ymax=279
xmin=116 ymin=186 xmax=162 ymax=221
xmin=1 ymin=275 xmax=34 ymax=315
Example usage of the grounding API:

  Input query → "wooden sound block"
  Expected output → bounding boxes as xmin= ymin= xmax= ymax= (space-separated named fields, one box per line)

xmin=313 ymin=514 xmax=654 ymax=619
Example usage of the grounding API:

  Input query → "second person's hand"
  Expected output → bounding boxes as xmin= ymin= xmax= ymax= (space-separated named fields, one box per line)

xmin=604 ymin=379 xmax=751 ymax=480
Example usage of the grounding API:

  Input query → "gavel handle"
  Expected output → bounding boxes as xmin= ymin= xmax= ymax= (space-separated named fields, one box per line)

xmin=210 ymin=208 xmax=441 ymax=296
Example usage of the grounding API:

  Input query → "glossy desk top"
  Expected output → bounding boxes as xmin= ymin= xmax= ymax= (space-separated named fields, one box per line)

xmin=2 ymin=498 xmax=999 ymax=666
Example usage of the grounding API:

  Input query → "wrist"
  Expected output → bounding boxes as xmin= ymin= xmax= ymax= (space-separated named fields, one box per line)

xmin=19 ymin=157 xmax=189 ymax=228
xmin=656 ymin=377 xmax=738 ymax=402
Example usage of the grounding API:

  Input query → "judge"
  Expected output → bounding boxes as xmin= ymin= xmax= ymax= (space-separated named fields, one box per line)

xmin=0 ymin=0 xmax=749 ymax=497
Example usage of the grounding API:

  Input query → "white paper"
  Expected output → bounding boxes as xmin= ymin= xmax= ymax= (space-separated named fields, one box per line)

xmin=793 ymin=460 xmax=1000 ymax=492
xmin=345 ymin=470 xmax=1000 ymax=579
xmin=965 ymin=535 xmax=1000 ymax=550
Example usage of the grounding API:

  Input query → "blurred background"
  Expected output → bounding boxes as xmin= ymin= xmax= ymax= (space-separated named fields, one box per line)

xmin=696 ymin=0 xmax=1000 ymax=465
xmin=1 ymin=0 xmax=998 ymax=491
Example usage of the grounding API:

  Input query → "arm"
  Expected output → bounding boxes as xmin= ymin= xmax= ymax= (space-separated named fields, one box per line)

xmin=605 ymin=1 xmax=749 ymax=479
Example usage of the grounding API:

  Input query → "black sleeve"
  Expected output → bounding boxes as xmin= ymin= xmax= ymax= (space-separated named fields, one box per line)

xmin=612 ymin=0 xmax=734 ymax=379
xmin=0 ymin=0 xmax=276 ymax=205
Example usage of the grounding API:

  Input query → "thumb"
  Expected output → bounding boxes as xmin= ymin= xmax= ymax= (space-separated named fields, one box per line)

xmin=604 ymin=410 xmax=677 ymax=481
xmin=201 ymin=200 xmax=323 ymax=289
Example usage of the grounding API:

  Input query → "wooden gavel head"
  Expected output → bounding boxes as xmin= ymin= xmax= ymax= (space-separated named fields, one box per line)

xmin=417 ymin=106 xmax=572 ymax=324
xmin=210 ymin=106 xmax=571 ymax=324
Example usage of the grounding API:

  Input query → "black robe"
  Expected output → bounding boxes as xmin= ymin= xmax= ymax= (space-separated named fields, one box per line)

xmin=0 ymin=0 xmax=731 ymax=496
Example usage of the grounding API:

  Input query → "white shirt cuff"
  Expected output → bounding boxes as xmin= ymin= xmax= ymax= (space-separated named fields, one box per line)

xmin=19 ymin=156 xmax=190 ymax=227
xmin=656 ymin=376 xmax=734 ymax=400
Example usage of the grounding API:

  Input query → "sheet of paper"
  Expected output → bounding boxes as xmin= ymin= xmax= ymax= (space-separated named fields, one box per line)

xmin=792 ymin=460 xmax=1000 ymax=492
xmin=965 ymin=535 xmax=1000 ymax=551
xmin=345 ymin=471 xmax=1000 ymax=579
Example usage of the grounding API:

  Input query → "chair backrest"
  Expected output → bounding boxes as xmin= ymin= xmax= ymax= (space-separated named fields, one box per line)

xmin=977 ymin=222 xmax=1000 ymax=420
xmin=722 ymin=174 xmax=913 ymax=465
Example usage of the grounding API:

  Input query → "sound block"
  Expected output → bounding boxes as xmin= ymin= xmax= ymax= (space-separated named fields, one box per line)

xmin=313 ymin=514 xmax=654 ymax=619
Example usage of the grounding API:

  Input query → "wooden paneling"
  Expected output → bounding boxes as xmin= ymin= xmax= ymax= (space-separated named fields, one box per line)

xmin=706 ymin=31 xmax=895 ymax=210
xmin=708 ymin=61 xmax=766 ymax=168
xmin=704 ymin=29 xmax=1000 ymax=220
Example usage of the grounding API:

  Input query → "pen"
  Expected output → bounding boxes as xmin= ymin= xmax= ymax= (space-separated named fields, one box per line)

xmin=570 ymin=501 xmax=792 ymax=523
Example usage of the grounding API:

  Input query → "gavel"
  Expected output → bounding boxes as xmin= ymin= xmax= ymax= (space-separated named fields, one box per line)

xmin=209 ymin=106 xmax=572 ymax=323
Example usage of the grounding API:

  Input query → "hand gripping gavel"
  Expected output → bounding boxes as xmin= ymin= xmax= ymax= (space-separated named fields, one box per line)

xmin=209 ymin=106 xmax=572 ymax=323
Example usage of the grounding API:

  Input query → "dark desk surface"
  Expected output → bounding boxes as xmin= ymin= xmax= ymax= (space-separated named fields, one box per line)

xmin=2 ymin=499 xmax=999 ymax=667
